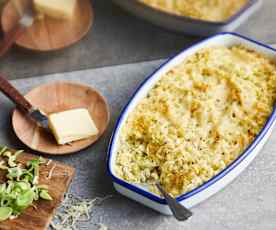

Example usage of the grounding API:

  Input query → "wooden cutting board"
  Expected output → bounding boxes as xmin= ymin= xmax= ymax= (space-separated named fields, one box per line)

xmin=0 ymin=151 xmax=75 ymax=230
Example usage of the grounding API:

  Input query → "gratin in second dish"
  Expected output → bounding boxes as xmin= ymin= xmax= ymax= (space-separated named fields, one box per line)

xmin=115 ymin=45 xmax=276 ymax=197
xmin=139 ymin=0 xmax=249 ymax=22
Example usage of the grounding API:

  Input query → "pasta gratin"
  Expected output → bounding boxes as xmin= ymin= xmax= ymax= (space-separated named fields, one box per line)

xmin=115 ymin=45 xmax=276 ymax=197
xmin=139 ymin=0 xmax=249 ymax=22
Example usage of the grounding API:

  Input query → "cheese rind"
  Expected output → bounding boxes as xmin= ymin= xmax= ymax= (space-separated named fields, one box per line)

xmin=49 ymin=108 xmax=99 ymax=145
xmin=33 ymin=0 xmax=76 ymax=20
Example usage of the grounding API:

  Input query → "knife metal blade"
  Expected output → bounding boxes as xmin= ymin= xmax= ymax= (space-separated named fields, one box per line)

xmin=0 ymin=75 xmax=50 ymax=131
xmin=28 ymin=109 xmax=50 ymax=131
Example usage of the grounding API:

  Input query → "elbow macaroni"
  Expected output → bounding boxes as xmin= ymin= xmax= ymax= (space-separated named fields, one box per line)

xmin=115 ymin=45 xmax=276 ymax=197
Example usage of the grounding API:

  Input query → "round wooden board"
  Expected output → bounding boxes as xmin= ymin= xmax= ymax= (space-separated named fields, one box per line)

xmin=1 ymin=0 xmax=93 ymax=51
xmin=12 ymin=81 xmax=110 ymax=155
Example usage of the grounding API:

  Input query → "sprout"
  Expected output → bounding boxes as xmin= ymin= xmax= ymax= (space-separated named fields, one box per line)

xmin=0 ymin=146 xmax=7 ymax=156
xmin=14 ymin=182 xmax=31 ymax=191
xmin=0 ymin=207 xmax=13 ymax=221
xmin=0 ymin=147 xmax=52 ymax=221
xmin=39 ymin=190 xmax=53 ymax=201
xmin=16 ymin=190 xmax=35 ymax=207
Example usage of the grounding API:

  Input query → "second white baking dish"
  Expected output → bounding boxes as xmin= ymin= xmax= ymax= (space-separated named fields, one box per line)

xmin=112 ymin=0 xmax=263 ymax=36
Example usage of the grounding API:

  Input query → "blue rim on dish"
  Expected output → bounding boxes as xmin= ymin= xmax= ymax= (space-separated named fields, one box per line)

xmin=107 ymin=32 xmax=276 ymax=205
xmin=135 ymin=0 xmax=260 ymax=26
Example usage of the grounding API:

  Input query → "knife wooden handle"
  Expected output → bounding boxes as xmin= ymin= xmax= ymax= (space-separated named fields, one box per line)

xmin=0 ymin=74 xmax=33 ymax=113
xmin=0 ymin=24 xmax=26 ymax=57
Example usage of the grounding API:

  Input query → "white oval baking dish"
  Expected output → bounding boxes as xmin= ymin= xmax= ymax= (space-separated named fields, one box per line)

xmin=112 ymin=0 xmax=263 ymax=36
xmin=107 ymin=32 xmax=276 ymax=215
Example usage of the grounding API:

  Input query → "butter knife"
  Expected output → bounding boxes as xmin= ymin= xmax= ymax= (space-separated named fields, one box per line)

xmin=0 ymin=74 xmax=49 ymax=130
xmin=0 ymin=0 xmax=35 ymax=57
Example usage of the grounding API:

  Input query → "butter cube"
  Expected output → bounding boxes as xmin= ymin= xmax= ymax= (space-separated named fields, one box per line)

xmin=34 ymin=0 xmax=77 ymax=20
xmin=49 ymin=108 xmax=98 ymax=145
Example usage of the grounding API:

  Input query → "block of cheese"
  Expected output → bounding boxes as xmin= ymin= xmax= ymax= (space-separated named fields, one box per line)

xmin=49 ymin=108 xmax=99 ymax=145
xmin=33 ymin=0 xmax=77 ymax=20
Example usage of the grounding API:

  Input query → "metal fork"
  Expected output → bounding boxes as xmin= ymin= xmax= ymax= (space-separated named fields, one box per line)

xmin=155 ymin=182 xmax=193 ymax=221
xmin=135 ymin=181 xmax=193 ymax=221
xmin=0 ymin=0 xmax=35 ymax=57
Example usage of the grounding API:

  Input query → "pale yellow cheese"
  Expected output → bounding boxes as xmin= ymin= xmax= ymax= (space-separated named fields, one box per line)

xmin=115 ymin=45 xmax=276 ymax=197
xmin=49 ymin=108 xmax=99 ymax=145
xmin=33 ymin=0 xmax=77 ymax=20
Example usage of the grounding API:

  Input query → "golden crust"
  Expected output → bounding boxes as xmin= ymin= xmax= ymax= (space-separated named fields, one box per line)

xmin=115 ymin=45 xmax=276 ymax=197
xmin=139 ymin=0 xmax=249 ymax=22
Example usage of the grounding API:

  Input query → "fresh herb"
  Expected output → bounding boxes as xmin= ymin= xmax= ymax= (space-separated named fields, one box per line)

xmin=0 ymin=146 xmax=52 ymax=221
xmin=0 ymin=207 xmax=12 ymax=221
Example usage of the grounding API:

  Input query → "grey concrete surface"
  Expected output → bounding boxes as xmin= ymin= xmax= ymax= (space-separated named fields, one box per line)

xmin=1 ymin=0 xmax=276 ymax=80
xmin=0 ymin=60 xmax=275 ymax=230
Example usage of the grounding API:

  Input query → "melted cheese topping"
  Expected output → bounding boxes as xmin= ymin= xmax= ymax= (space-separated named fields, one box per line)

xmin=115 ymin=45 xmax=276 ymax=197
xmin=139 ymin=0 xmax=249 ymax=22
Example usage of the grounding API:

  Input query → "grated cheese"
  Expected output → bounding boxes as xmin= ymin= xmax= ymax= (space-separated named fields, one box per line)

xmin=115 ymin=45 xmax=276 ymax=197
xmin=50 ymin=194 xmax=112 ymax=230
xmin=46 ymin=159 xmax=53 ymax=166
xmin=98 ymin=223 xmax=108 ymax=230
xmin=47 ymin=163 xmax=57 ymax=180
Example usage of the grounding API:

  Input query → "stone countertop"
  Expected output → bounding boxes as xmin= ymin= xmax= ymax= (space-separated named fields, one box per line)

xmin=0 ymin=60 xmax=275 ymax=230
xmin=1 ymin=0 xmax=276 ymax=80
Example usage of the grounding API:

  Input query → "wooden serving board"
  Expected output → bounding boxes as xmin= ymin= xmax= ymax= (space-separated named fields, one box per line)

xmin=0 ymin=151 xmax=75 ymax=230
xmin=1 ymin=0 xmax=93 ymax=51
xmin=12 ymin=81 xmax=110 ymax=155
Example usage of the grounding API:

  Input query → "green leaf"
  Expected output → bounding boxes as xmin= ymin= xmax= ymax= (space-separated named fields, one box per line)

xmin=0 ymin=207 xmax=12 ymax=221
xmin=0 ymin=147 xmax=52 ymax=221
xmin=14 ymin=182 xmax=30 ymax=191
xmin=3 ymin=151 xmax=11 ymax=158
xmin=38 ymin=157 xmax=46 ymax=164
xmin=22 ymin=174 xmax=34 ymax=183
xmin=7 ymin=167 xmax=23 ymax=180
xmin=39 ymin=190 xmax=53 ymax=201
xmin=32 ymin=187 xmax=39 ymax=201
xmin=14 ymin=150 xmax=23 ymax=158
xmin=37 ymin=185 xmax=48 ymax=190
xmin=8 ymin=156 xmax=17 ymax=167
xmin=0 ymin=184 xmax=6 ymax=194
xmin=6 ymin=181 xmax=14 ymax=193
xmin=0 ymin=197 xmax=12 ymax=207
xmin=12 ymin=206 xmax=25 ymax=216
xmin=26 ymin=159 xmax=39 ymax=168
xmin=16 ymin=190 xmax=35 ymax=207
xmin=0 ymin=147 xmax=7 ymax=156
xmin=0 ymin=161 xmax=8 ymax=170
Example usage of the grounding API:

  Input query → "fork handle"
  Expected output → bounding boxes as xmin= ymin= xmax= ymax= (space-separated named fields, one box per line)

xmin=0 ymin=74 xmax=33 ymax=113
xmin=156 ymin=183 xmax=193 ymax=221
xmin=0 ymin=24 xmax=26 ymax=57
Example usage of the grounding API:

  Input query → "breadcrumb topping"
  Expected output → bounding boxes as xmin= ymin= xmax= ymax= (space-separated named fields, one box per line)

xmin=115 ymin=45 xmax=276 ymax=197
xmin=140 ymin=0 xmax=249 ymax=22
